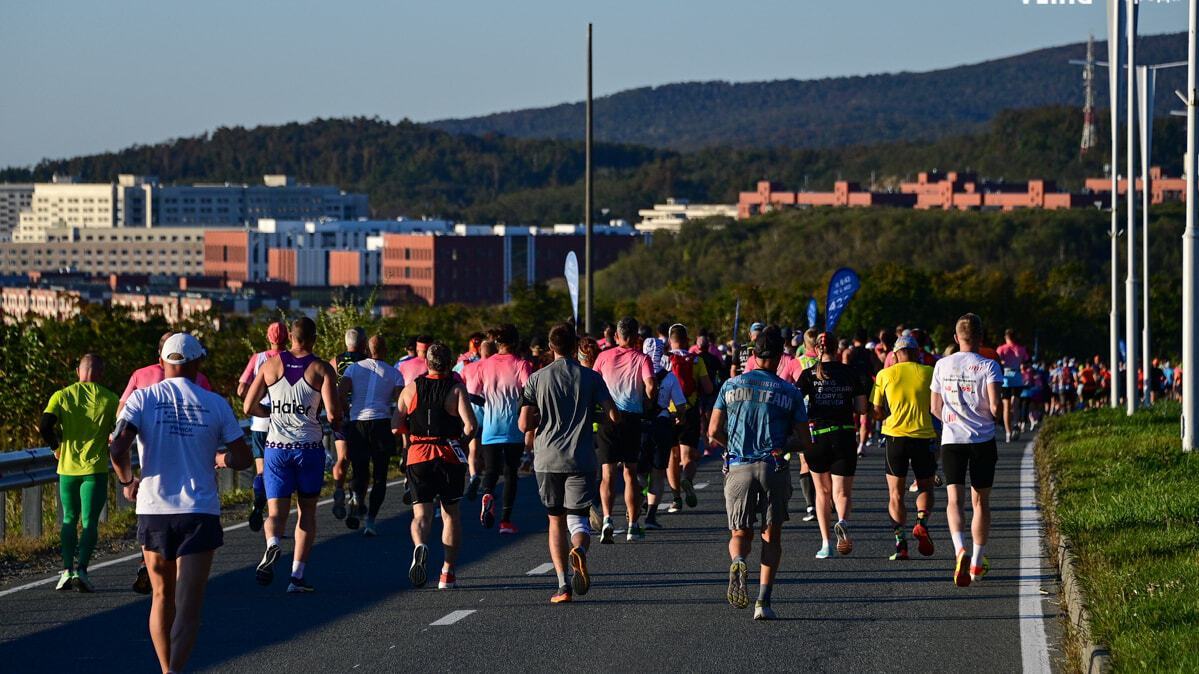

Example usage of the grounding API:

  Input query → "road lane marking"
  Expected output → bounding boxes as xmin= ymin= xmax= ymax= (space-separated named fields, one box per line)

xmin=693 ymin=482 xmax=710 ymax=490
xmin=526 ymin=563 xmax=555 ymax=575
xmin=0 ymin=478 xmax=406 ymax=599
xmin=430 ymin=609 xmax=476 ymax=626
xmin=1018 ymin=440 xmax=1051 ymax=674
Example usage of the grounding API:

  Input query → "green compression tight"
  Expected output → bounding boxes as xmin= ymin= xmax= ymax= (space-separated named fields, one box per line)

xmin=59 ymin=473 xmax=108 ymax=571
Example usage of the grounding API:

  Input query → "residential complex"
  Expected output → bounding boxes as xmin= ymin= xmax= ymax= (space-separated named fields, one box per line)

xmin=636 ymin=198 xmax=737 ymax=232
xmin=0 ymin=184 xmax=33 ymax=241
xmin=10 ymin=174 xmax=368 ymax=242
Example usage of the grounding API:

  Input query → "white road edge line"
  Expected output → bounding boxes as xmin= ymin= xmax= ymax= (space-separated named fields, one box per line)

xmin=0 ymin=478 xmax=407 ymax=599
xmin=526 ymin=562 xmax=555 ymax=576
xmin=1019 ymin=440 xmax=1051 ymax=674
xmin=430 ymin=609 xmax=476 ymax=626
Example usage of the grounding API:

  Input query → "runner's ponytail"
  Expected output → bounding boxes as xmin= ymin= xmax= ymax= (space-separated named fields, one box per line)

xmin=816 ymin=332 xmax=834 ymax=381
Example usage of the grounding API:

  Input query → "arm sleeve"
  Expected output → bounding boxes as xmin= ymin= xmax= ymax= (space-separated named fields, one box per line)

xmin=638 ymin=354 xmax=652 ymax=380
xmin=239 ymin=355 xmax=258 ymax=384
xmin=120 ymin=389 xmax=143 ymax=427
xmin=44 ymin=389 xmax=63 ymax=416
xmin=929 ymin=363 xmax=942 ymax=393
xmin=713 ymin=381 xmax=729 ymax=411
xmin=119 ymin=374 xmax=138 ymax=406
xmin=986 ymin=360 xmax=1003 ymax=385
xmin=520 ymin=378 xmax=537 ymax=408
xmin=39 ymin=413 xmax=59 ymax=450
xmin=871 ymin=371 xmax=886 ymax=406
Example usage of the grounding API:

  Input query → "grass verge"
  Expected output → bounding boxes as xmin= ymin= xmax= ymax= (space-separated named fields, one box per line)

xmin=1037 ymin=402 xmax=1199 ymax=672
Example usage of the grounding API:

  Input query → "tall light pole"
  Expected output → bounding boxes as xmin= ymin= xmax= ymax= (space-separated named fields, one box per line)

xmin=1125 ymin=0 xmax=1139 ymax=416
xmin=1183 ymin=0 xmax=1199 ymax=451
xmin=584 ymin=23 xmax=594 ymax=335
xmin=1106 ymin=0 xmax=1125 ymax=409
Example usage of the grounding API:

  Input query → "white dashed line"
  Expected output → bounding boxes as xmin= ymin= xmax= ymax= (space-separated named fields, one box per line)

xmin=526 ymin=563 xmax=555 ymax=576
xmin=693 ymin=482 xmax=710 ymax=490
xmin=430 ymin=609 xmax=476 ymax=626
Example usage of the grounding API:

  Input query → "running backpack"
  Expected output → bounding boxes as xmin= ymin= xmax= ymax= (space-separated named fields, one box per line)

xmin=668 ymin=352 xmax=698 ymax=399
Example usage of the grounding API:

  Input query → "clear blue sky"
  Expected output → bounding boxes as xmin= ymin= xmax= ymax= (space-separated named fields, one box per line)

xmin=0 ymin=0 xmax=1188 ymax=167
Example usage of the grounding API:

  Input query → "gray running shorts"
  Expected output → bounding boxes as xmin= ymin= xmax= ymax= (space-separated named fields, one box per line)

xmin=723 ymin=462 xmax=791 ymax=531
xmin=536 ymin=471 xmax=595 ymax=515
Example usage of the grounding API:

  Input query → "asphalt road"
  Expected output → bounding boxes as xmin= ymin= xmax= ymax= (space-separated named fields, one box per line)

xmin=0 ymin=437 xmax=1061 ymax=673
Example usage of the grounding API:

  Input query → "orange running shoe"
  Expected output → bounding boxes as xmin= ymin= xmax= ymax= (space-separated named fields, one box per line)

xmin=550 ymin=586 xmax=572 ymax=603
xmin=912 ymin=522 xmax=935 ymax=557
xmin=954 ymin=550 xmax=972 ymax=587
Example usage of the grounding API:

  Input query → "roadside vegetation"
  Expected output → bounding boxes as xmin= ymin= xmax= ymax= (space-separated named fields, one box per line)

xmin=1037 ymin=402 xmax=1199 ymax=672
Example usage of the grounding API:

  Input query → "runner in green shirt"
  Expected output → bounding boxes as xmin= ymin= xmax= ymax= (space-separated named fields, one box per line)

xmin=39 ymin=354 xmax=119 ymax=592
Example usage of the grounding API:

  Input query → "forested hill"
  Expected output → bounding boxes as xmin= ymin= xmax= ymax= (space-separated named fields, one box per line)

xmin=431 ymin=32 xmax=1186 ymax=151
xmin=0 ymin=106 xmax=1183 ymax=226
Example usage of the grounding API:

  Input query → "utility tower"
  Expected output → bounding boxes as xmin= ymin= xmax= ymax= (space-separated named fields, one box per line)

xmin=1081 ymin=34 xmax=1100 ymax=157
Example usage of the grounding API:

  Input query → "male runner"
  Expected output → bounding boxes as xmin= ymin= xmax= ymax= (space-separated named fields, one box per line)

xmin=476 ymin=325 xmax=533 ymax=533
xmin=872 ymin=333 xmax=938 ymax=561
xmin=331 ymin=328 xmax=367 ymax=524
xmin=932 ymin=314 xmax=1002 ymax=587
xmin=797 ymin=333 xmax=870 ymax=559
xmin=710 ymin=326 xmax=810 ymax=620
xmin=236 ymin=321 xmax=289 ymax=533
xmin=394 ymin=343 xmax=476 ymax=589
xmin=664 ymin=324 xmax=712 ymax=512
xmin=110 ymin=333 xmax=251 ymax=674
xmin=520 ymin=324 xmax=616 ymax=603
xmin=456 ymin=332 xmax=488 ymax=500
xmin=642 ymin=322 xmax=667 ymax=374
xmin=397 ymin=335 xmax=432 ymax=384
xmin=747 ymin=329 xmax=812 ymax=520
xmin=41 ymin=354 xmax=118 ymax=592
xmin=592 ymin=317 xmax=656 ymax=542
xmin=732 ymin=322 xmax=762 ymax=378
xmin=393 ymin=336 xmax=418 ymax=369
xmin=995 ymin=329 xmax=1029 ymax=442
xmin=243 ymin=317 xmax=342 ymax=593
xmin=843 ymin=328 xmax=880 ymax=457
xmin=644 ymin=357 xmax=687 ymax=529
xmin=121 ymin=331 xmax=214 ymax=595
xmin=337 ymin=334 xmax=403 ymax=536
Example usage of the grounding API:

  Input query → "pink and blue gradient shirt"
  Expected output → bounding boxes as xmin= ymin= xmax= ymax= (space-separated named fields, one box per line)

xmin=475 ymin=353 xmax=533 ymax=444
xmin=593 ymin=346 xmax=653 ymax=414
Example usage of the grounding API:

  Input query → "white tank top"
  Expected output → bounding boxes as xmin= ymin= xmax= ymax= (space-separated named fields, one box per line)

xmin=265 ymin=352 xmax=324 ymax=449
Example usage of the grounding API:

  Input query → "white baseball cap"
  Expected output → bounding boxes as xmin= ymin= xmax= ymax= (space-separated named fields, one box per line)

xmin=160 ymin=333 xmax=206 ymax=365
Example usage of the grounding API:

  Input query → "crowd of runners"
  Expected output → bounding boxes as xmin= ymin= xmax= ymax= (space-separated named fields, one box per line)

xmin=36 ymin=311 xmax=1157 ymax=672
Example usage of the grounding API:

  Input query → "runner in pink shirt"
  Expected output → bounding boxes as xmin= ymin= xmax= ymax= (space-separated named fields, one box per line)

xmin=119 ymin=332 xmax=212 ymax=409
xmin=995 ymin=329 xmax=1031 ymax=442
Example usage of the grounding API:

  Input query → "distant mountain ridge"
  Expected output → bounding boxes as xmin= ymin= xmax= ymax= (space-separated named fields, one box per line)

xmin=431 ymin=32 xmax=1187 ymax=151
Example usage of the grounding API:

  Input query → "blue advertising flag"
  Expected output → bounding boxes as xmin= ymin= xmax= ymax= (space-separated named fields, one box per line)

xmin=806 ymin=298 xmax=818 ymax=330
xmin=825 ymin=268 xmax=861 ymax=334
xmin=564 ymin=252 xmax=579 ymax=325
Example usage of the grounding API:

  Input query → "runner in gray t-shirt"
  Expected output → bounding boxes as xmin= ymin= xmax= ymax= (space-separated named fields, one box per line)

xmin=520 ymin=324 xmax=616 ymax=604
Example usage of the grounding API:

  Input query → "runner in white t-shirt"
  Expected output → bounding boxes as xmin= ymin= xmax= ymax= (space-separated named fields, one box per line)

xmin=109 ymin=333 xmax=252 ymax=674
xmin=931 ymin=313 xmax=1002 ymax=588
xmin=336 ymin=335 xmax=404 ymax=536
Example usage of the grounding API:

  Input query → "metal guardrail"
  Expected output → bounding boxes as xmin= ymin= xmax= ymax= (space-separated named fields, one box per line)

xmin=0 ymin=419 xmax=278 ymax=541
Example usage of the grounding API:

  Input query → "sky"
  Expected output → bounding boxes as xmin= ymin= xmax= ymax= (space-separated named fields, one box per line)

xmin=0 ymin=0 xmax=1190 ymax=167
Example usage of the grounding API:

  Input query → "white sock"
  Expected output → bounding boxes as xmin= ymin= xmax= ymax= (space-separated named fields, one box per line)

xmin=951 ymin=531 xmax=965 ymax=555
xmin=556 ymin=569 xmax=567 ymax=587
xmin=971 ymin=543 xmax=985 ymax=568
xmin=267 ymin=536 xmax=280 ymax=548
xmin=442 ymin=562 xmax=453 ymax=573
xmin=291 ymin=560 xmax=305 ymax=578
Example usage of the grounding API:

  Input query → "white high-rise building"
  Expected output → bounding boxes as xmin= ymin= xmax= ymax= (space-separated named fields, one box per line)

xmin=0 ymin=184 xmax=34 ymax=242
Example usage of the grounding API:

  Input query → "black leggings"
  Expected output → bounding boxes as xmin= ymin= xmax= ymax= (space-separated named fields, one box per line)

xmin=348 ymin=420 xmax=395 ymax=519
xmin=481 ymin=443 xmax=524 ymax=520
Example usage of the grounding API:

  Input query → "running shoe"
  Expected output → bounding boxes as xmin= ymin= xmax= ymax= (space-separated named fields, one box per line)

xmin=753 ymin=601 xmax=777 ymax=621
xmin=600 ymin=518 xmax=614 ymax=544
xmin=856 ymin=443 xmax=865 ymax=457
xmin=409 ymin=544 xmax=429 ymax=588
xmin=363 ymin=522 xmax=377 ymax=538
xmin=934 ymin=473 xmax=945 ymax=488
xmin=133 ymin=563 xmax=151 ymax=595
xmin=643 ymin=519 xmax=663 ymax=530
xmin=465 ymin=474 xmax=481 ymax=501
xmin=498 ymin=521 xmax=518 ymax=535
xmin=889 ymin=539 xmax=909 ymax=561
xmin=569 ymin=546 xmax=590 ymax=596
xmin=815 ymin=543 xmax=834 ymax=559
xmin=727 ymin=560 xmax=749 ymax=609
xmin=802 ymin=507 xmax=816 ymax=522
xmin=332 ymin=488 xmax=347 ymax=520
xmin=682 ymin=478 xmax=698 ymax=508
xmin=954 ymin=549 xmax=972 ymax=587
xmin=908 ymin=480 xmax=919 ymax=493
xmin=480 ymin=493 xmax=496 ymax=529
xmin=56 ymin=570 xmax=73 ymax=592
xmin=626 ymin=524 xmax=645 ymax=541
xmin=588 ymin=507 xmax=602 ymax=533
xmin=668 ymin=498 xmax=684 ymax=513
xmin=248 ymin=504 xmax=264 ymax=533
xmin=74 ymin=571 xmax=94 ymax=593
xmin=287 ymin=576 xmax=315 ymax=593
xmin=256 ymin=545 xmax=281 ymax=586
xmin=834 ymin=521 xmax=853 ymax=555
xmin=550 ymin=585 xmax=572 ymax=603
xmin=438 ymin=572 xmax=457 ymax=589
xmin=970 ymin=557 xmax=991 ymax=582
xmin=912 ymin=522 xmax=935 ymax=557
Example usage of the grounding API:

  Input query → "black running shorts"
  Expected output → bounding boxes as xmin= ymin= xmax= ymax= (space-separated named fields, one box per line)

xmin=940 ymin=439 xmax=999 ymax=489
xmin=137 ymin=514 xmax=223 ymax=561
xmin=597 ymin=414 xmax=642 ymax=465
xmin=806 ymin=428 xmax=858 ymax=477
xmin=406 ymin=459 xmax=467 ymax=505
xmin=884 ymin=435 xmax=937 ymax=480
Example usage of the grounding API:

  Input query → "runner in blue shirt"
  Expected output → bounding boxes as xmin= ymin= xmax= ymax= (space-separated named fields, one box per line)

xmin=708 ymin=326 xmax=811 ymax=621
